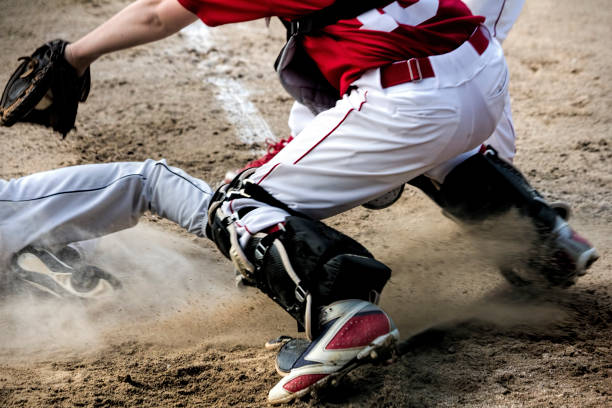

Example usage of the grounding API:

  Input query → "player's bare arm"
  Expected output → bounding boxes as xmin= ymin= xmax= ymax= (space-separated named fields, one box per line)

xmin=0 ymin=0 xmax=199 ymax=135
xmin=65 ymin=0 xmax=198 ymax=76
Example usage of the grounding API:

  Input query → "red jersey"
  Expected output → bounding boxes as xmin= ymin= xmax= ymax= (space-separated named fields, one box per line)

xmin=177 ymin=0 xmax=483 ymax=94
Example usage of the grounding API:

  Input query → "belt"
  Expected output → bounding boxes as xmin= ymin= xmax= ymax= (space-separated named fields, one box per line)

xmin=380 ymin=26 xmax=490 ymax=89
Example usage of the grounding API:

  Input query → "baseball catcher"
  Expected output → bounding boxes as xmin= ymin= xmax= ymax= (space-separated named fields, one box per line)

xmin=0 ymin=0 xmax=600 ymax=405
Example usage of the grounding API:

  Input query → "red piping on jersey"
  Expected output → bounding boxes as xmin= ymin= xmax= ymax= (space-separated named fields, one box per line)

xmin=493 ymin=0 xmax=508 ymax=38
xmin=257 ymin=163 xmax=281 ymax=185
xmin=294 ymin=92 xmax=368 ymax=165
xmin=257 ymin=92 xmax=368 ymax=184
xmin=229 ymin=200 xmax=255 ymax=233
xmin=235 ymin=221 xmax=254 ymax=235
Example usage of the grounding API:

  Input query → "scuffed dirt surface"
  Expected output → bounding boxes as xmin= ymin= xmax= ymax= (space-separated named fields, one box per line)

xmin=0 ymin=0 xmax=610 ymax=407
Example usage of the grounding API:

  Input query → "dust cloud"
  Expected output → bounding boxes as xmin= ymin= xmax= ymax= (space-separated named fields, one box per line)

xmin=372 ymin=201 xmax=568 ymax=340
xmin=0 ymin=224 xmax=281 ymax=360
xmin=0 ymin=209 xmax=570 ymax=361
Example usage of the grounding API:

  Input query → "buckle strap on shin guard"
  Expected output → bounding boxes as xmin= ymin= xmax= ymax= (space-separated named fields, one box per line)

xmin=251 ymin=228 xmax=316 ymax=337
xmin=206 ymin=169 xmax=307 ymax=282
xmin=206 ymin=169 xmax=259 ymax=279
xmin=267 ymin=237 xmax=314 ymax=338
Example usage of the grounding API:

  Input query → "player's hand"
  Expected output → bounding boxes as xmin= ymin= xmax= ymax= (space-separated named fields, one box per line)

xmin=0 ymin=39 xmax=90 ymax=137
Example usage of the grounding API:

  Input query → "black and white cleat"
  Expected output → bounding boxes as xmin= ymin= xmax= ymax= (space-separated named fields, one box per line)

xmin=361 ymin=185 xmax=405 ymax=210
xmin=267 ymin=300 xmax=399 ymax=405
xmin=10 ymin=246 xmax=121 ymax=299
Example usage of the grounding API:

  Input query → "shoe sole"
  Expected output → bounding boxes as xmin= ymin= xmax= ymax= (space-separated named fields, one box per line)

xmin=269 ymin=328 xmax=400 ymax=405
xmin=13 ymin=249 xmax=119 ymax=299
xmin=576 ymin=247 xmax=599 ymax=276
xmin=362 ymin=185 xmax=404 ymax=210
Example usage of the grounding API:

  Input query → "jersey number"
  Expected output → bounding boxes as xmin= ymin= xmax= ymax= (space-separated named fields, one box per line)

xmin=357 ymin=0 xmax=440 ymax=32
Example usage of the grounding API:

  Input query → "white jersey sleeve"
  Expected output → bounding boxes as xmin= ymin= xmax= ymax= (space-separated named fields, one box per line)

xmin=462 ymin=0 xmax=526 ymax=42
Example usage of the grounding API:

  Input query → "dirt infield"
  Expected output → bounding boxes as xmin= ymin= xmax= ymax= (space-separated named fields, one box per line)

xmin=0 ymin=1 xmax=610 ymax=407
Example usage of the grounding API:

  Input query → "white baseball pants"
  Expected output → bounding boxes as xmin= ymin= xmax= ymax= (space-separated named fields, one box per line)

xmin=227 ymin=28 xmax=510 ymax=248
xmin=288 ymin=0 xmax=525 ymax=164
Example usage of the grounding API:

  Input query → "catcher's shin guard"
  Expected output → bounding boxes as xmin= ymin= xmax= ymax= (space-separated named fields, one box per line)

xmin=410 ymin=147 xmax=599 ymax=286
xmin=206 ymin=173 xmax=391 ymax=339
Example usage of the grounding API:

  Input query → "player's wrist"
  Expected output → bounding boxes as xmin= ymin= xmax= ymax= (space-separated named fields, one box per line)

xmin=64 ymin=43 xmax=93 ymax=77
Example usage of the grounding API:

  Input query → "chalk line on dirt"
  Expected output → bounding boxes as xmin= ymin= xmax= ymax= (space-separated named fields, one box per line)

xmin=180 ymin=22 xmax=274 ymax=145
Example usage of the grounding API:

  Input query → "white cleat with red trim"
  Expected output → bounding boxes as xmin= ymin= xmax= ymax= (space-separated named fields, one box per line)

xmin=267 ymin=299 xmax=399 ymax=405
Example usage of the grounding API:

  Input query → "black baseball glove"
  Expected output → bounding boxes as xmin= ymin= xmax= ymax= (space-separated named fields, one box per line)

xmin=0 ymin=39 xmax=90 ymax=137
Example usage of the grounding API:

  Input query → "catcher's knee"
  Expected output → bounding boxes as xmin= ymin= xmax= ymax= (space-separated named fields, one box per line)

xmin=206 ymin=172 xmax=391 ymax=340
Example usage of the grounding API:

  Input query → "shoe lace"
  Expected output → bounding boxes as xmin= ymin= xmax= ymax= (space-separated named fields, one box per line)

xmin=242 ymin=136 xmax=294 ymax=170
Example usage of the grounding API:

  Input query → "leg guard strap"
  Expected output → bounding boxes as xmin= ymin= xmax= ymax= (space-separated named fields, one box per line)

xmin=205 ymin=168 xmax=303 ymax=280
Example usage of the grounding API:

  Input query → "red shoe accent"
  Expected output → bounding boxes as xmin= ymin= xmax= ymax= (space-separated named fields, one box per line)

xmin=325 ymin=313 xmax=390 ymax=350
xmin=283 ymin=374 xmax=327 ymax=393
xmin=570 ymin=230 xmax=592 ymax=246
xmin=225 ymin=136 xmax=294 ymax=183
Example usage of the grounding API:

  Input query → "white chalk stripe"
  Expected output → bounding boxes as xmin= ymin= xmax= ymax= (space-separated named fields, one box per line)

xmin=180 ymin=22 xmax=274 ymax=145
